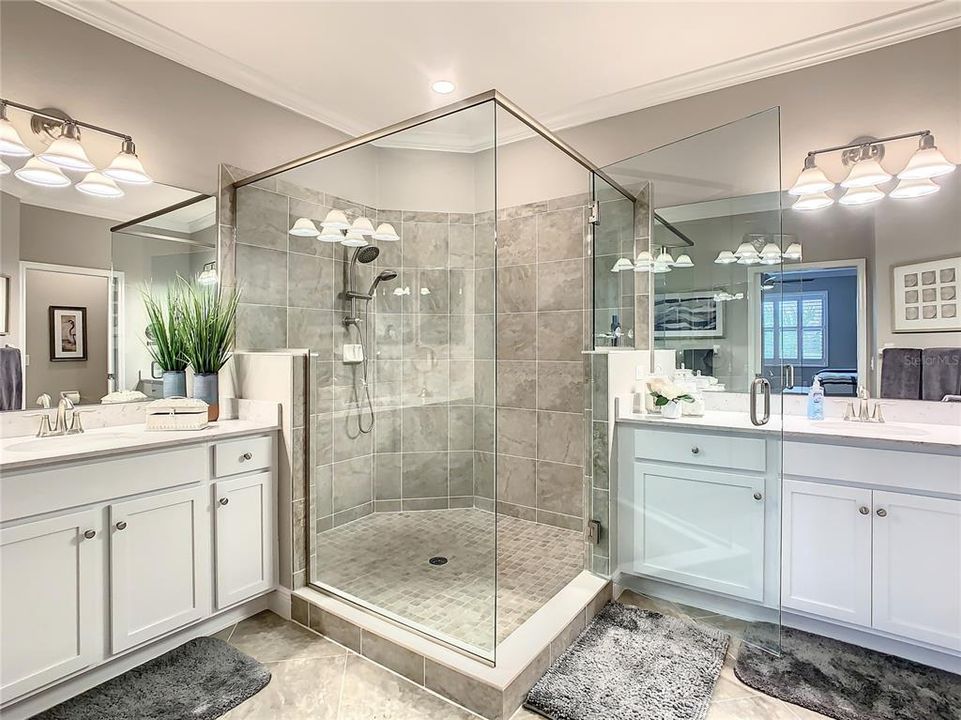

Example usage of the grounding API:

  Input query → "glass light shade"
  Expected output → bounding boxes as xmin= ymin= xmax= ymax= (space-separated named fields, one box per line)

xmin=611 ymin=258 xmax=634 ymax=273
xmin=792 ymin=192 xmax=834 ymax=211
xmin=655 ymin=250 xmax=675 ymax=267
xmin=372 ymin=222 xmax=399 ymax=241
xmin=890 ymin=177 xmax=940 ymax=199
xmin=788 ymin=163 xmax=834 ymax=195
xmin=321 ymin=209 xmax=350 ymax=230
xmin=197 ymin=263 xmax=218 ymax=285
xmin=734 ymin=242 xmax=758 ymax=259
xmin=673 ymin=254 xmax=694 ymax=268
xmin=318 ymin=227 xmax=345 ymax=243
xmin=760 ymin=243 xmax=781 ymax=259
xmin=652 ymin=263 xmax=672 ymax=274
xmin=840 ymin=157 xmax=891 ymax=188
xmin=759 ymin=256 xmax=780 ymax=266
xmin=635 ymin=251 xmax=653 ymax=263
xmin=714 ymin=250 xmax=737 ymax=264
xmin=783 ymin=242 xmax=803 ymax=260
xmin=76 ymin=172 xmax=124 ymax=198
xmin=0 ymin=159 xmax=9 ymax=176
xmin=103 ymin=143 xmax=152 ymax=184
xmin=39 ymin=127 xmax=95 ymax=172
xmin=14 ymin=157 xmax=70 ymax=187
xmin=340 ymin=230 xmax=368 ymax=247
xmin=898 ymin=147 xmax=955 ymax=180
xmin=736 ymin=254 xmax=760 ymax=265
xmin=350 ymin=217 xmax=375 ymax=236
xmin=289 ymin=217 xmax=320 ymax=237
xmin=839 ymin=185 xmax=884 ymax=206
xmin=0 ymin=118 xmax=32 ymax=157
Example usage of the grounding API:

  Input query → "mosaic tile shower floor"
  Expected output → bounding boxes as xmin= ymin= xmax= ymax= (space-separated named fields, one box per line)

xmin=312 ymin=509 xmax=585 ymax=652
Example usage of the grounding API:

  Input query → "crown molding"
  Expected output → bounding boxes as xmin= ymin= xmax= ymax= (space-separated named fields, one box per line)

xmin=40 ymin=0 xmax=961 ymax=153
xmin=540 ymin=1 xmax=961 ymax=134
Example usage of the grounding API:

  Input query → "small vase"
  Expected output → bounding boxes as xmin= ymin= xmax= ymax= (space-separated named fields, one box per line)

xmin=162 ymin=370 xmax=186 ymax=398
xmin=193 ymin=372 xmax=220 ymax=422
xmin=661 ymin=401 xmax=682 ymax=419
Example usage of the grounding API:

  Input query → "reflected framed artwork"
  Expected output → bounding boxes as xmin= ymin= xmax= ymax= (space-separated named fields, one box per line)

xmin=49 ymin=305 xmax=88 ymax=361
xmin=893 ymin=256 xmax=961 ymax=332
xmin=654 ymin=291 xmax=725 ymax=338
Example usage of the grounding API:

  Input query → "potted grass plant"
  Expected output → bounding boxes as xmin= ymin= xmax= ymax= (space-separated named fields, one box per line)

xmin=142 ymin=286 xmax=188 ymax=398
xmin=179 ymin=278 xmax=240 ymax=422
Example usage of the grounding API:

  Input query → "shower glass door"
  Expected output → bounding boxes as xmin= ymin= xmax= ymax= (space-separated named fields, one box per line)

xmin=602 ymin=108 xmax=784 ymax=656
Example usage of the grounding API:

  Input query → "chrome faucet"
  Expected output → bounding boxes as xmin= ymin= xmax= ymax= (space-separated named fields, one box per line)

xmin=845 ymin=386 xmax=884 ymax=423
xmin=35 ymin=394 xmax=84 ymax=437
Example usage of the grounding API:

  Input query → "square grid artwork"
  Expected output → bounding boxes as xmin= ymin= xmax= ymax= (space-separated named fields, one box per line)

xmin=893 ymin=256 xmax=961 ymax=332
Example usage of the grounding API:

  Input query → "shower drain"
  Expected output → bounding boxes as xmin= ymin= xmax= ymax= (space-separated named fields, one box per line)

xmin=428 ymin=556 xmax=448 ymax=566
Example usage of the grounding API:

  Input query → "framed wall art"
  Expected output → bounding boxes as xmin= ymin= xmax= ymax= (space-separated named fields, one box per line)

xmin=892 ymin=256 xmax=961 ymax=332
xmin=49 ymin=305 xmax=88 ymax=361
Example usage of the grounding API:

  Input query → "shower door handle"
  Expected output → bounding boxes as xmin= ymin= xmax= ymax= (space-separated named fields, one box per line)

xmin=750 ymin=375 xmax=771 ymax=426
xmin=784 ymin=364 xmax=795 ymax=390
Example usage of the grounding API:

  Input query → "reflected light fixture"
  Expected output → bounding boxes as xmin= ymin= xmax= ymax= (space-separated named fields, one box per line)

xmin=655 ymin=250 xmax=675 ymax=267
xmin=714 ymin=250 xmax=737 ymax=264
xmin=792 ymin=192 xmax=834 ymax=211
xmin=14 ymin=157 xmax=70 ymax=187
xmin=39 ymin=122 xmax=95 ymax=172
xmin=319 ymin=226 xmax=345 ymax=243
xmin=839 ymin=185 xmax=884 ymax=206
xmin=76 ymin=171 xmax=124 ymax=198
xmin=889 ymin=177 xmax=940 ymax=199
xmin=289 ymin=217 xmax=320 ymax=237
xmin=898 ymin=133 xmax=955 ymax=179
xmin=673 ymin=254 xmax=694 ymax=268
xmin=372 ymin=223 xmax=399 ymax=241
xmin=783 ymin=242 xmax=803 ymax=261
xmin=197 ymin=261 xmax=218 ymax=285
xmin=0 ymin=105 xmax=31 ymax=157
xmin=633 ymin=251 xmax=653 ymax=272
xmin=341 ymin=230 xmax=368 ymax=247
xmin=350 ymin=217 xmax=375 ymax=236
xmin=734 ymin=242 xmax=758 ymax=260
xmin=788 ymin=155 xmax=834 ymax=195
xmin=103 ymin=139 xmax=152 ymax=184
xmin=321 ymin=209 xmax=350 ymax=230
xmin=611 ymin=257 xmax=634 ymax=273
xmin=431 ymin=80 xmax=455 ymax=95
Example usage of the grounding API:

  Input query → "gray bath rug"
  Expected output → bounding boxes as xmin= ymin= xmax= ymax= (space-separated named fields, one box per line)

xmin=525 ymin=601 xmax=729 ymax=720
xmin=735 ymin=625 xmax=961 ymax=720
xmin=31 ymin=636 xmax=270 ymax=720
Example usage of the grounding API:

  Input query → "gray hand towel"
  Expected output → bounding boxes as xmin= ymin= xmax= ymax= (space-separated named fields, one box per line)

xmin=921 ymin=348 xmax=961 ymax=402
xmin=880 ymin=348 xmax=921 ymax=400
xmin=0 ymin=346 xmax=23 ymax=411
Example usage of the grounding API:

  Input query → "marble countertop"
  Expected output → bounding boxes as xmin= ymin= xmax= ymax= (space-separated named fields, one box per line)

xmin=0 ymin=419 xmax=280 ymax=472
xmin=617 ymin=409 xmax=961 ymax=454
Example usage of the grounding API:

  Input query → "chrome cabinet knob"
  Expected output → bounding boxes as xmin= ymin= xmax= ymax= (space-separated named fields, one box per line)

xmin=876 ymin=508 xmax=888 ymax=518
xmin=83 ymin=530 xmax=96 ymax=539
xmin=241 ymin=452 xmax=253 ymax=461
xmin=115 ymin=521 xmax=127 ymax=530
xmin=753 ymin=492 xmax=763 ymax=501
xmin=691 ymin=447 xmax=700 ymax=455
xmin=859 ymin=506 xmax=870 ymax=515
xmin=219 ymin=497 xmax=229 ymax=506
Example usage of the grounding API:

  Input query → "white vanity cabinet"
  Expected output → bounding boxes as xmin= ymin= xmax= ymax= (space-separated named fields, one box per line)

xmin=0 ymin=428 xmax=277 ymax=710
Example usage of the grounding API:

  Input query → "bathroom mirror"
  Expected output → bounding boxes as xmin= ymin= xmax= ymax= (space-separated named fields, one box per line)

xmin=0 ymin=174 xmax=203 ymax=412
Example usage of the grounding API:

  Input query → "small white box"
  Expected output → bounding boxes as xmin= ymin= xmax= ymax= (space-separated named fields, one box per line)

xmin=343 ymin=344 xmax=364 ymax=363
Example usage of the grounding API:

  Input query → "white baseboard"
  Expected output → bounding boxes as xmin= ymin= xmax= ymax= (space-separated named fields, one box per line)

xmin=270 ymin=585 xmax=292 ymax=619
xmin=1 ymin=592 xmax=276 ymax=720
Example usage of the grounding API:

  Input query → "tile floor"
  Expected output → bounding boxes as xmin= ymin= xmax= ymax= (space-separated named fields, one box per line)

xmin=218 ymin=599 xmax=834 ymax=720
xmin=312 ymin=509 xmax=585 ymax=651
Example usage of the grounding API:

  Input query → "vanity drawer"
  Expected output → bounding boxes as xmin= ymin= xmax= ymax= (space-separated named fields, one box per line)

xmin=213 ymin=436 xmax=273 ymax=478
xmin=634 ymin=427 xmax=766 ymax=473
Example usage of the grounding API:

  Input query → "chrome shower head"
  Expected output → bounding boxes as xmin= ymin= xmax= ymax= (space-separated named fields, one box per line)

xmin=366 ymin=269 xmax=398 ymax=297
xmin=354 ymin=245 xmax=380 ymax=264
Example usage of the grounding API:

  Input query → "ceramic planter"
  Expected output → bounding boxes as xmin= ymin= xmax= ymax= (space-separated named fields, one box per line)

xmin=162 ymin=370 xmax=186 ymax=398
xmin=193 ymin=372 xmax=219 ymax=421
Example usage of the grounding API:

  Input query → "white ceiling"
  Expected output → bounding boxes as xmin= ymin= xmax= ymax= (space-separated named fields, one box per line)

xmin=41 ymin=1 xmax=961 ymax=150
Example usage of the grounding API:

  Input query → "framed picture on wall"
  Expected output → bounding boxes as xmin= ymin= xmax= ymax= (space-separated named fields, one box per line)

xmin=49 ymin=305 xmax=88 ymax=361
xmin=892 ymin=256 xmax=961 ymax=333
xmin=654 ymin=291 xmax=725 ymax=338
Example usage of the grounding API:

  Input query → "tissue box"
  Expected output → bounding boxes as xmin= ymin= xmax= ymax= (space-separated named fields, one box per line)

xmin=145 ymin=397 xmax=209 ymax=431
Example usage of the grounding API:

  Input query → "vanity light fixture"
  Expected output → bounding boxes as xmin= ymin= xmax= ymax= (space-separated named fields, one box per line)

xmin=758 ymin=243 xmax=781 ymax=265
xmin=840 ymin=147 xmax=891 ymax=188
xmin=714 ymin=250 xmax=737 ymax=264
xmin=197 ymin=261 xmax=218 ymax=285
xmin=783 ymin=242 xmax=803 ymax=261
xmin=341 ymin=230 xmax=368 ymax=248
xmin=673 ymin=253 xmax=694 ymax=268
xmin=372 ymin=223 xmax=399 ymax=241
xmin=39 ymin=122 xmax=95 ymax=172
xmin=889 ymin=177 xmax=940 ymax=199
xmin=14 ymin=157 xmax=70 ymax=187
xmin=792 ymin=192 xmax=834 ymax=211
xmin=788 ymin=155 xmax=834 ymax=195
xmin=321 ymin=209 xmax=350 ymax=230
xmin=0 ymin=105 xmax=31 ymax=157
xmin=350 ymin=217 xmax=375 ymax=236
xmin=655 ymin=250 xmax=675 ymax=267
xmin=289 ymin=217 xmax=320 ymax=237
xmin=633 ymin=251 xmax=653 ymax=272
xmin=103 ymin=139 xmax=152 ymax=185
xmin=734 ymin=241 xmax=758 ymax=260
xmin=318 ymin=226 xmax=345 ymax=243
xmin=611 ymin=257 xmax=634 ymax=273
xmin=839 ymin=184 xmax=884 ymax=206
xmin=898 ymin=133 xmax=955 ymax=179
xmin=76 ymin=171 xmax=124 ymax=198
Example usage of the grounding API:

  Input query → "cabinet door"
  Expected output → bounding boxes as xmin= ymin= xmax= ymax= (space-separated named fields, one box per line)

xmin=781 ymin=479 xmax=872 ymax=626
xmin=872 ymin=491 xmax=961 ymax=650
xmin=1 ymin=509 xmax=103 ymax=700
xmin=629 ymin=463 xmax=765 ymax=601
xmin=110 ymin=486 xmax=210 ymax=653
xmin=214 ymin=472 xmax=273 ymax=609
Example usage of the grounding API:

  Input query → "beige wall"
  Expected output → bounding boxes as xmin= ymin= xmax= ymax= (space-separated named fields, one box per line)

xmin=23 ymin=267 xmax=109 ymax=405
xmin=19 ymin=205 xmax=114 ymax=269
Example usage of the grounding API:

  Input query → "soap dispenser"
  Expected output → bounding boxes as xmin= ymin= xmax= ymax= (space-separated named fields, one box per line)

xmin=807 ymin=377 xmax=824 ymax=421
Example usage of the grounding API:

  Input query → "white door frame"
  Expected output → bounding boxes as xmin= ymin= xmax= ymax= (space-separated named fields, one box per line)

xmin=18 ymin=261 xmax=125 ymax=408
xmin=747 ymin=258 xmax=867 ymax=389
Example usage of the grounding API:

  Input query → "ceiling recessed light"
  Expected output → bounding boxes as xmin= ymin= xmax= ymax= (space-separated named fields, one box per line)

xmin=431 ymin=80 xmax=455 ymax=95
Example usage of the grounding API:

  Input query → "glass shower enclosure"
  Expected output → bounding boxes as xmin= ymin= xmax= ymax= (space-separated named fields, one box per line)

xmin=231 ymin=92 xmax=635 ymax=662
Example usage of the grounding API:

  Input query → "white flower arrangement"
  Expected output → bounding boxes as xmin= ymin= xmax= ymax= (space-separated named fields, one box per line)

xmin=647 ymin=377 xmax=696 ymax=409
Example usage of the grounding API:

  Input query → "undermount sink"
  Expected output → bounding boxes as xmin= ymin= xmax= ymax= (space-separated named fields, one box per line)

xmin=811 ymin=420 xmax=930 ymax=438
xmin=4 ymin=431 xmax=142 ymax=453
